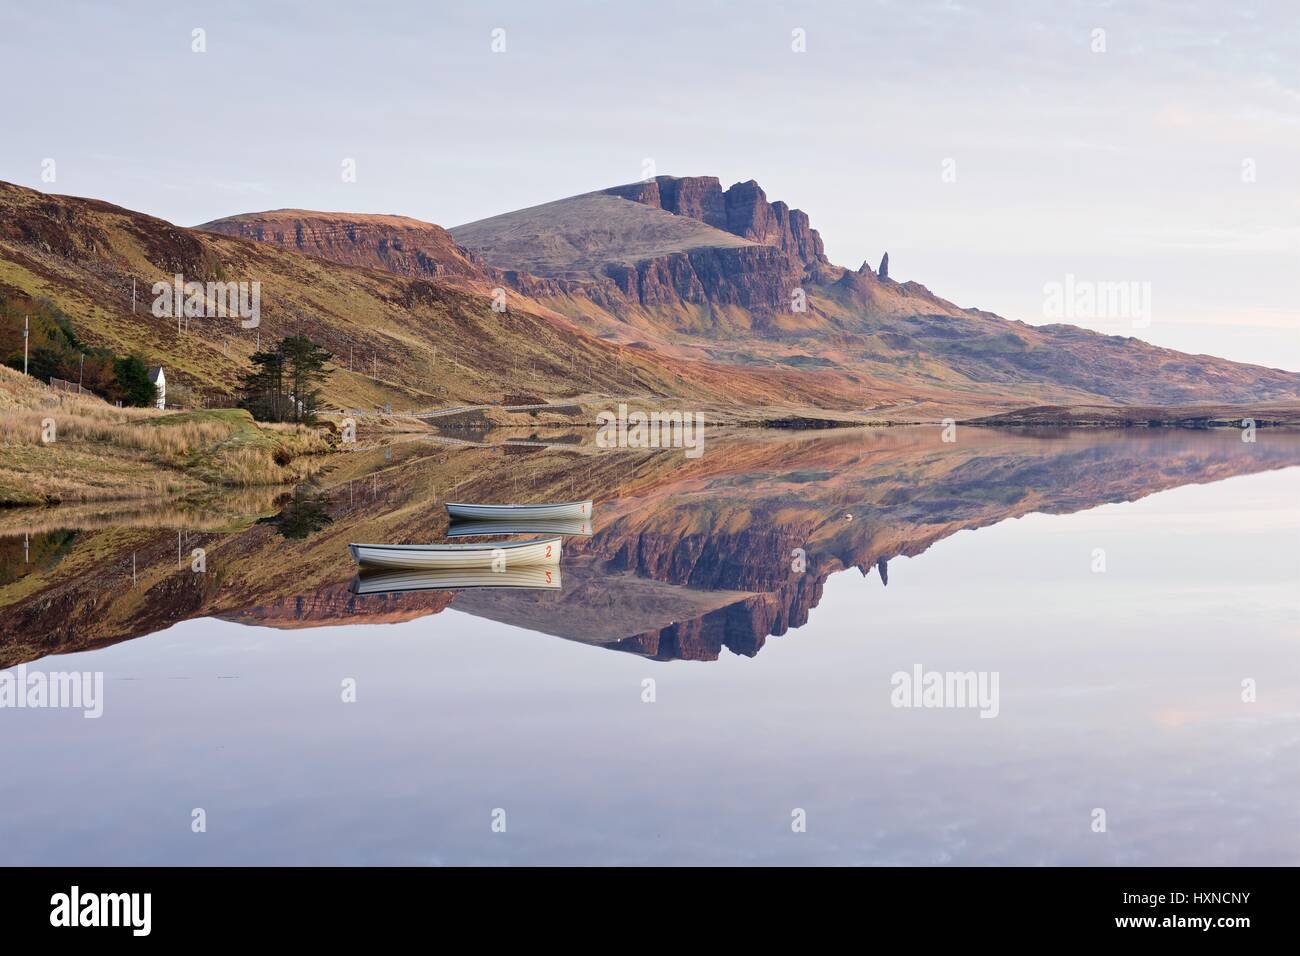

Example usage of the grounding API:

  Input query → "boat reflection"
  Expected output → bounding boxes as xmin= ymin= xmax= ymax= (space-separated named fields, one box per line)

xmin=446 ymin=517 xmax=593 ymax=537
xmin=351 ymin=564 xmax=561 ymax=595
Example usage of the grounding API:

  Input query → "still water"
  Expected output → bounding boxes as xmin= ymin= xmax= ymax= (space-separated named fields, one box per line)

xmin=0 ymin=428 xmax=1296 ymax=864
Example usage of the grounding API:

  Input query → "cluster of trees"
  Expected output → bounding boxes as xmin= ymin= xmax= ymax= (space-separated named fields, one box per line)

xmin=1 ymin=297 xmax=158 ymax=406
xmin=3 ymin=295 xmax=338 ymax=419
xmin=237 ymin=335 xmax=333 ymax=424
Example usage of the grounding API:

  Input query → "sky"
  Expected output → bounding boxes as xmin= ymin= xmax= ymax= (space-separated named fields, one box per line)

xmin=2 ymin=0 xmax=1297 ymax=368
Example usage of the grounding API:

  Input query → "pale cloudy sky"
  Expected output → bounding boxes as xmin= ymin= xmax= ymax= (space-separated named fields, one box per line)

xmin=3 ymin=0 xmax=1297 ymax=368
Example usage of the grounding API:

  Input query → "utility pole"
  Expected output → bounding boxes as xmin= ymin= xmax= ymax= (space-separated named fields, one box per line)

xmin=78 ymin=353 xmax=84 ymax=392
xmin=23 ymin=316 xmax=28 ymax=375
xmin=132 ymin=278 xmax=136 ymax=313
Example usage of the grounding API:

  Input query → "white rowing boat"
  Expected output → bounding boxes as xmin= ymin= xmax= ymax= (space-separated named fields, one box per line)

xmin=348 ymin=536 xmax=561 ymax=570
xmin=352 ymin=564 xmax=561 ymax=594
xmin=446 ymin=517 xmax=593 ymax=538
xmin=444 ymin=500 xmax=592 ymax=521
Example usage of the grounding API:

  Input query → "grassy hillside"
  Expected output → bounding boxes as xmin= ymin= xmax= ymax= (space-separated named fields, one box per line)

xmin=0 ymin=181 xmax=895 ymax=418
xmin=450 ymin=191 xmax=756 ymax=277
xmin=7 ymin=179 xmax=1300 ymax=425
xmin=0 ymin=365 xmax=328 ymax=505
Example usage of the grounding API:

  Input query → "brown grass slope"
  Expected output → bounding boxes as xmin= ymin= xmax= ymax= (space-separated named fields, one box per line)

xmin=10 ymin=179 xmax=1297 ymax=421
xmin=1 ymin=181 xmax=864 ymax=417
xmin=448 ymin=191 xmax=757 ymax=278
xmin=0 ymin=365 xmax=329 ymax=505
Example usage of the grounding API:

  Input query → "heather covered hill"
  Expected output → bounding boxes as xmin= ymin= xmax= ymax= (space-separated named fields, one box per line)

xmin=0 ymin=181 xmax=867 ymax=416
xmin=10 ymin=177 xmax=1300 ymax=420
xmin=449 ymin=189 xmax=758 ymax=279
xmin=197 ymin=209 xmax=488 ymax=284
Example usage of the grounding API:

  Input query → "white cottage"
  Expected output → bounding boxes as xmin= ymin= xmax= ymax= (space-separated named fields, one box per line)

xmin=148 ymin=366 xmax=166 ymax=409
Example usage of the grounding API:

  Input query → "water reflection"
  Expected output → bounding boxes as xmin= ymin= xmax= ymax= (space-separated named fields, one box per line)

xmin=260 ymin=481 xmax=334 ymax=540
xmin=352 ymin=565 xmax=562 ymax=595
xmin=0 ymin=530 xmax=79 ymax=585
xmin=2 ymin=427 xmax=1298 ymax=865
xmin=1 ymin=428 xmax=1298 ymax=668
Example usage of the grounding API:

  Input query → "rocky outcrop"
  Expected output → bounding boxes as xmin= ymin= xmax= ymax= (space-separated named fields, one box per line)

xmin=606 ymin=176 xmax=729 ymax=230
xmin=720 ymin=180 xmax=826 ymax=266
xmin=878 ymin=252 xmax=889 ymax=280
xmin=582 ymin=176 xmax=835 ymax=315
xmin=604 ymin=176 xmax=827 ymax=268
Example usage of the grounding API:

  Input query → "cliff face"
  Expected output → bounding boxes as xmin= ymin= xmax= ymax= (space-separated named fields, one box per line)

xmin=588 ymin=177 xmax=823 ymax=315
xmin=602 ymin=244 xmax=799 ymax=312
xmin=606 ymin=176 xmax=730 ymax=231
xmin=604 ymin=176 xmax=826 ymax=268
xmin=198 ymin=210 xmax=486 ymax=282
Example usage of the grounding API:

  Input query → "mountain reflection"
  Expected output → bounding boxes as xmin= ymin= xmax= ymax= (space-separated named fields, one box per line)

xmin=2 ymin=428 xmax=1298 ymax=666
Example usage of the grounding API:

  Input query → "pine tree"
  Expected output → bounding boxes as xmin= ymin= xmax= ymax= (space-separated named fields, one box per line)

xmin=111 ymin=355 xmax=158 ymax=406
xmin=281 ymin=335 xmax=332 ymax=424
xmin=238 ymin=335 xmax=332 ymax=423
xmin=239 ymin=346 xmax=287 ymax=422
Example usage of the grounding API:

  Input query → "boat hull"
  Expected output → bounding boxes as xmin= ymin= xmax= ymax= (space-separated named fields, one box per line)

xmin=348 ymin=536 xmax=561 ymax=570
